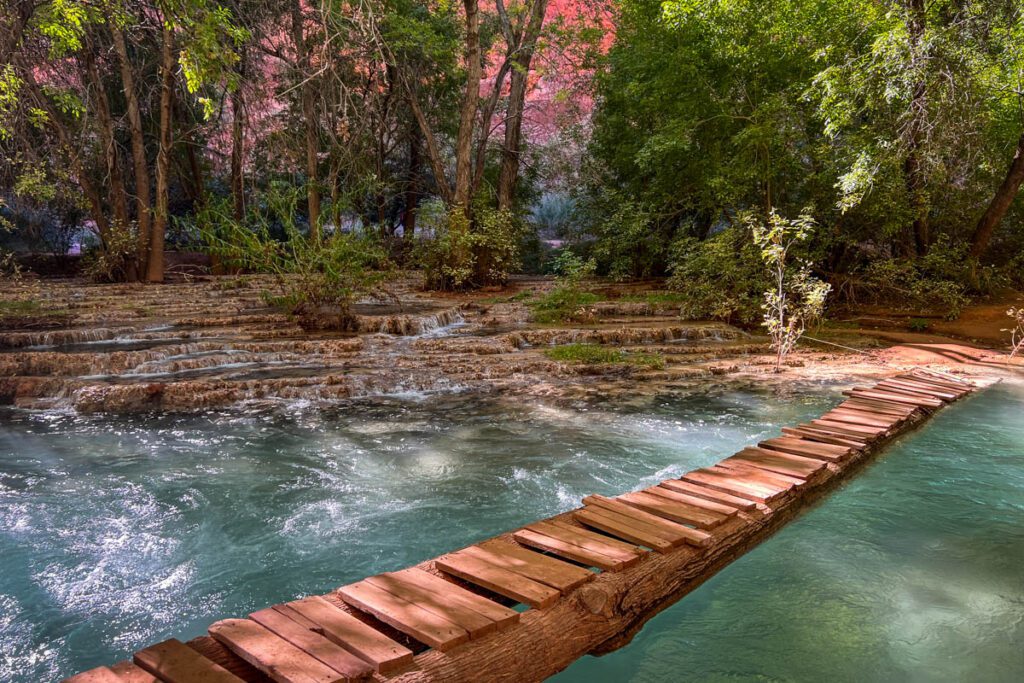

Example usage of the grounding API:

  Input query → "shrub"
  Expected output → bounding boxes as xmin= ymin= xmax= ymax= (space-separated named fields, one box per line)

xmin=417 ymin=202 xmax=525 ymax=290
xmin=667 ymin=226 xmax=769 ymax=326
xmin=82 ymin=221 xmax=137 ymax=282
xmin=529 ymin=248 xmax=600 ymax=323
xmin=201 ymin=194 xmax=390 ymax=330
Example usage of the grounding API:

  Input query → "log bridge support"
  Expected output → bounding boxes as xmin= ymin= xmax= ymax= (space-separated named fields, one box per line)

xmin=66 ymin=369 xmax=984 ymax=683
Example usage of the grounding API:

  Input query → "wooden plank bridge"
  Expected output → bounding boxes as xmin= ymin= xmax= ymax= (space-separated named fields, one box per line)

xmin=66 ymin=369 xmax=982 ymax=683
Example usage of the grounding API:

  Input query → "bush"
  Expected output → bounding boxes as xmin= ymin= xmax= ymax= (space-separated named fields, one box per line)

xmin=529 ymin=248 xmax=600 ymax=323
xmin=201 ymin=194 xmax=390 ymax=330
xmin=417 ymin=202 xmax=525 ymax=290
xmin=853 ymin=236 xmax=1003 ymax=319
xmin=82 ymin=222 xmax=136 ymax=282
xmin=667 ymin=226 xmax=769 ymax=326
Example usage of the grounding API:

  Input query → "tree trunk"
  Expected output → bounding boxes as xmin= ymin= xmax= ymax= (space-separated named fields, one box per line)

xmin=904 ymin=0 xmax=930 ymax=256
xmin=453 ymin=0 xmax=482 ymax=208
xmin=497 ymin=0 xmax=548 ymax=213
xmin=291 ymin=0 xmax=320 ymax=239
xmin=404 ymin=120 xmax=422 ymax=238
xmin=111 ymin=26 xmax=153 ymax=275
xmin=969 ymin=130 xmax=1024 ymax=260
xmin=231 ymin=59 xmax=246 ymax=222
xmin=147 ymin=23 xmax=175 ymax=283
xmin=83 ymin=46 xmax=130 ymax=229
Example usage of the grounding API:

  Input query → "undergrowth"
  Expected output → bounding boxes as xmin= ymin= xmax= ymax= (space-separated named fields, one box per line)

xmin=545 ymin=343 xmax=665 ymax=369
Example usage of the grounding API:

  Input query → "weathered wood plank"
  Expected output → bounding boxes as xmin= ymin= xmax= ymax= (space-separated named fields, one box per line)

xmin=249 ymin=608 xmax=374 ymax=680
xmin=617 ymin=490 xmax=727 ymax=529
xmin=277 ymin=596 xmax=413 ymax=674
xmin=582 ymin=495 xmax=712 ymax=546
xmin=367 ymin=568 xmax=519 ymax=636
xmin=209 ymin=618 xmax=352 ymax=683
xmin=757 ymin=437 xmax=851 ymax=462
xmin=644 ymin=483 xmax=742 ymax=516
xmin=514 ymin=522 xmax=643 ymax=571
xmin=336 ymin=581 xmax=470 ymax=651
xmin=658 ymin=478 xmax=759 ymax=510
xmin=574 ymin=507 xmax=677 ymax=552
xmin=133 ymin=638 xmax=244 ymax=683
xmin=781 ymin=426 xmax=865 ymax=449
xmin=470 ymin=541 xmax=595 ymax=592
xmin=723 ymin=448 xmax=826 ymax=480
xmin=434 ymin=551 xmax=561 ymax=608
xmin=681 ymin=469 xmax=785 ymax=503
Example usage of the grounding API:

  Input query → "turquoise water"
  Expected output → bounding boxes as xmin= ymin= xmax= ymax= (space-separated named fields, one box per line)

xmin=0 ymin=384 xmax=833 ymax=682
xmin=555 ymin=382 xmax=1024 ymax=683
xmin=1 ymin=382 xmax=1021 ymax=682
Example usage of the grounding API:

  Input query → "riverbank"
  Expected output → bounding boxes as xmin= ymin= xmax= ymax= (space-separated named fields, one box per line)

xmin=1 ymin=275 xmax=1019 ymax=414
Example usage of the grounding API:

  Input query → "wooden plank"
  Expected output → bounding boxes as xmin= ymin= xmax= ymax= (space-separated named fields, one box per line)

xmin=708 ymin=463 xmax=803 ymax=489
xmin=681 ymin=469 xmax=783 ymax=503
xmin=645 ymin=483 xmax=741 ymax=516
xmin=435 ymin=551 xmax=561 ymax=608
xmin=910 ymin=369 xmax=972 ymax=389
xmin=798 ymin=422 xmax=872 ymax=442
xmin=846 ymin=388 xmax=942 ymax=408
xmin=582 ymin=495 xmax=712 ymax=546
xmin=840 ymin=398 xmax=916 ymax=417
xmin=63 ymin=667 xmax=123 ymax=683
xmin=781 ymin=426 xmax=865 ymax=449
xmin=724 ymin=448 xmax=826 ymax=479
xmin=133 ymin=639 xmax=244 ymax=683
xmin=658 ymin=478 xmax=758 ymax=510
xmin=516 ymin=520 xmax=644 ymax=570
xmin=513 ymin=527 xmax=635 ymax=572
xmin=249 ymin=608 xmax=374 ymax=680
xmin=876 ymin=381 xmax=954 ymax=402
xmin=821 ymin=409 xmax=899 ymax=428
xmin=574 ymin=507 xmax=677 ymax=552
xmin=617 ymin=490 xmax=727 ymax=529
xmin=810 ymin=419 xmax=887 ymax=437
xmin=903 ymin=375 xmax=970 ymax=395
xmin=336 ymin=581 xmax=469 ymax=651
xmin=209 ymin=618 xmax=351 ymax=683
xmin=367 ymin=568 xmax=519 ymax=636
xmin=882 ymin=378 xmax=959 ymax=399
xmin=757 ymin=436 xmax=851 ymax=462
xmin=108 ymin=662 xmax=158 ymax=683
xmin=471 ymin=541 xmax=595 ymax=592
xmin=278 ymin=596 xmax=413 ymax=674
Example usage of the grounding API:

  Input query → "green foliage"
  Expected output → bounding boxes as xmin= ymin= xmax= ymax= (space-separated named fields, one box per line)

xmin=854 ymin=238 xmax=988 ymax=319
xmin=588 ymin=197 xmax=668 ymax=279
xmin=529 ymin=289 xmax=601 ymax=324
xmin=544 ymin=343 xmax=665 ymax=369
xmin=200 ymin=193 xmax=390 ymax=330
xmin=751 ymin=210 xmax=831 ymax=371
xmin=528 ymin=248 xmax=601 ymax=323
xmin=907 ymin=318 xmax=932 ymax=333
xmin=667 ymin=227 xmax=769 ymax=325
xmin=82 ymin=222 xmax=137 ymax=282
xmin=416 ymin=202 xmax=524 ymax=290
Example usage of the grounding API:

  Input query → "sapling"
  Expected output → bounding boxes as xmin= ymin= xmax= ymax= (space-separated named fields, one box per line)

xmin=751 ymin=210 xmax=831 ymax=372
xmin=1006 ymin=307 xmax=1024 ymax=359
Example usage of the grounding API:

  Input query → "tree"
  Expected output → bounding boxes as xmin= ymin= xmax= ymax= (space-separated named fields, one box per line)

xmin=751 ymin=210 xmax=831 ymax=372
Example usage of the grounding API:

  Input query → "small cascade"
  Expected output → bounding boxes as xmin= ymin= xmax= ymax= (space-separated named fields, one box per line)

xmin=0 ymin=326 xmax=139 ymax=349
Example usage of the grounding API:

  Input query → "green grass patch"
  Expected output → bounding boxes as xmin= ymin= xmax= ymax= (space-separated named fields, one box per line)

xmin=0 ymin=299 xmax=42 ymax=318
xmin=529 ymin=289 xmax=601 ymax=323
xmin=545 ymin=343 xmax=666 ymax=369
